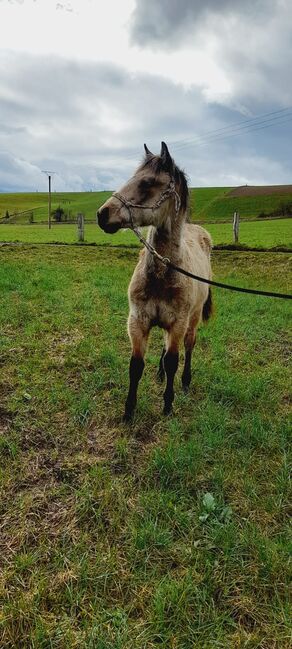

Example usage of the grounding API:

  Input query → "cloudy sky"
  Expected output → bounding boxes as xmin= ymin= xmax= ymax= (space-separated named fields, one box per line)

xmin=0 ymin=0 xmax=291 ymax=191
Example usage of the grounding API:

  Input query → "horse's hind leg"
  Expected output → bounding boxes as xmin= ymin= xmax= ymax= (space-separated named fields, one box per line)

xmin=124 ymin=315 xmax=149 ymax=422
xmin=163 ymin=324 xmax=185 ymax=415
xmin=157 ymin=346 xmax=166 ymax=382
xmin=157 ymin=334 xmax=167 ymax=382
xmin=182 ymin=312 xmax=200 ymax=392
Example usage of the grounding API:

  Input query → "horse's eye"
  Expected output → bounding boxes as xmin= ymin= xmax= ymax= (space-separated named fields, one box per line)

xmin=139 ymin=178 xmax=155 ymax=191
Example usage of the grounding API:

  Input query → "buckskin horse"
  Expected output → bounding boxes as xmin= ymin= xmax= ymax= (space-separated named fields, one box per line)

xmin=97 ymin=142 xmax=213 ymax=420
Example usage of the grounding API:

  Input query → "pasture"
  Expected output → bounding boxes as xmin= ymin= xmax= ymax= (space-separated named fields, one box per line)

xmin=1 ymin=184 xmax=292 ymax=224
xmin=198 ymin=187 xmax=292 ymax=221
xmin=0 ymin=243 xmax=291 ymax=648
xmin=0 ymin=192 xmax=111 ymax=224
xmin=0 ymin=218 xmax=291 ymax=250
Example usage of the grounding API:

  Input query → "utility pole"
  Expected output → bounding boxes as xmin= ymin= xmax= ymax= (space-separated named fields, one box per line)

xmin=42 ymin=171 xmax=56 ymax=229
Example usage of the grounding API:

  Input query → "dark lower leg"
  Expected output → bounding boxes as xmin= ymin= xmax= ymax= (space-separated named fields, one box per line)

xmin=157 ymin=346 xmax=166 ymax=382
xmin=163 ymin=350 xmax=179 ymax=415
xmin=182 ymin=332 xmax=196 ymax=392
xmin=182 ymin=349 xmax=192 ymax=391
xmin=124 ymin=355 xmax=145 ymax=421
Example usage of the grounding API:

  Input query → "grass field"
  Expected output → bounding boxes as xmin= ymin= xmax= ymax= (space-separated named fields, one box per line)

xmin=202 ymin=192 xmax=292 ymax=221
xmin=189 ymin=187 xmax=230 ymax=218
xmin=0 ymin=218 xmax=291 ymax=249
xmin=0 ymin=244 xmax=291 ymax=648
xmin=2 ymin=186 xmax=292 ymax=224
xmin=0 ymin=192 xmax=111 ymax=224
xmin=1 ymin=189 xmax=230 ymax=224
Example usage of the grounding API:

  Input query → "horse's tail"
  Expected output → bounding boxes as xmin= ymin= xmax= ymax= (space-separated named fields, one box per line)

xmin=202 ymin=288 xmax=213 ymax=322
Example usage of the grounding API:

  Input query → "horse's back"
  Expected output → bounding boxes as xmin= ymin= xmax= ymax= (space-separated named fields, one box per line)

xmin=184 ymin=223 xmax=212 ymax=257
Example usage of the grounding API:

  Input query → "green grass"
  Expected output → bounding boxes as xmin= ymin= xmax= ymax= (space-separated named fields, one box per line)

xmin=207 ymin=218 xmax=292 ymax=249
xmin=200 ymin=191 xmax=292 ymax=221
xmin=0 ymin=245 xmax=291 ymax=648
xmin=0 ymin=191 xmax=111 ymax=223
xmin=189 ymin=186 xmax=230 ymax=218
xmin=0 ymin=223 xmax=140 ymax=246
xmin=2 ymin=187 xmax=292 ymax=224
xmin=0 ymin=218 xmax=291 ymax=249
xmin=1 ymin=188 xmax=230 ymax=224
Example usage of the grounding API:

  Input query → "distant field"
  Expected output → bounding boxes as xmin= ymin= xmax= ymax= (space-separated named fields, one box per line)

xmin=1 ymin=186 xmax=292 ymax=224
xmin=229 ymin=184 xmax=292 ymax=197
xmin=1 ymin=189 xmax=230 ymax=224
xmin=0 ymin=192 xmax=111 ymax=224
xmin=0 ymin=219 xmax=291 ymax=249
xmin=189 ymin=187 xmax=230 ymax=218
xmin=201 ymin=192 xmax=292 ymax=221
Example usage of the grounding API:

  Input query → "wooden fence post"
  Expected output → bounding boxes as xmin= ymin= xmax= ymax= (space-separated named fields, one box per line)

xmin=77 ymin=213 xmax=85 ymax=242
xmin=233 ymin=211 xmax=239 ymax=243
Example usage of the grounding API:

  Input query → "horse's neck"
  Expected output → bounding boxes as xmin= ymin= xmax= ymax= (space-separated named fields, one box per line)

xmin=146 ymin=211 xmax=185 ymax=271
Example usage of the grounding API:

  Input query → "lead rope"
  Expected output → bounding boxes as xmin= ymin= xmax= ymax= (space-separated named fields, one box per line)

xmin=112 ymin=186 xmax=292 ymax=300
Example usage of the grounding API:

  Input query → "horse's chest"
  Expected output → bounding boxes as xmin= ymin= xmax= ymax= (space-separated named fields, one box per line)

xmin=144 ymin=277 xmax=179 ymax=302
xmin=137 ymin=278 xmax=184 ymax=328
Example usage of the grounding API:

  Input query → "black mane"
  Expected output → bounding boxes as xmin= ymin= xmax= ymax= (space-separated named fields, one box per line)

xmin=139 ymin=154 xmax=189 ymax=214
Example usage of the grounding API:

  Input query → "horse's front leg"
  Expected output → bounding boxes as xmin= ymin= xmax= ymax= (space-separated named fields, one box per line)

xmin=163 ymin=323 xmax=185 ymax=415
xmin=124 ymin=315 xmax=149 ymax=422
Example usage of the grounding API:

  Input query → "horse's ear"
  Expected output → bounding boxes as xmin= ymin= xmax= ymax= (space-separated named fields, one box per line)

xmin=144 ymin=143 xmax=153 ymax=157
xmin=160 ymin=141 xmax=174 ymax=172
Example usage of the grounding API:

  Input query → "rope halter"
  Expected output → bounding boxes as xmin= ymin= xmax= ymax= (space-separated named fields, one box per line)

xmin=112 ymin=177 xmax=181 ymax=231
xmin=96 ymin=176 xmax=181 ymax=266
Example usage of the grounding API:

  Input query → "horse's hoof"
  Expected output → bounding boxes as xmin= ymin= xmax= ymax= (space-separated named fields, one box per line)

xmin=182 ymin=383 xmax=190 ymax=394
xmin=163 ymin=405 xmax=172 ymax=416
xmin=157 ymin=370 xmax=165 ymax=383
xmin=123 ymin=411 xmax=133 ymax=423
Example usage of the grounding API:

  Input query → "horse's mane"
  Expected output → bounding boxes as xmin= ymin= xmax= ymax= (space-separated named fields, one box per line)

xmin=138 ymin=154 xmax=189 ymax=215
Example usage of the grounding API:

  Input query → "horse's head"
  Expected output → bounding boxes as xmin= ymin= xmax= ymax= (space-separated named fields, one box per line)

xmin=97 ymin=142 xmax=188 ymax=233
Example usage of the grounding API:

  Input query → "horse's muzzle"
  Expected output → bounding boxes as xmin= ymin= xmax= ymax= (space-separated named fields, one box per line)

xmin=97 ymin=207 xmax=120 ymax=234
xmin=97 ymin=206 xmax=109 ymax=228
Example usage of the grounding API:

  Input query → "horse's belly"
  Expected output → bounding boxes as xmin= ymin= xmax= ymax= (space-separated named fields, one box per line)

xmin=157 ymin=301 xmax=178 ymax=328
xmin=141 ymin=299 xmax=177 ymax=329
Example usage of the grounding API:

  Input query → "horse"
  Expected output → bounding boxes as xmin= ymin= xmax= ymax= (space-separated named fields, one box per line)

xmin=97 ymin=141 xmax=213 ymax=420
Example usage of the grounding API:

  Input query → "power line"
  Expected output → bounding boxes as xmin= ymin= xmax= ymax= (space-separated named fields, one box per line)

xmin=173 ymin=114 xmax=292 ymax=151
xmin=168 ymin=106 xmax=292 ymax=150
xmin=124 ymin=106 xmax=292 ymax=161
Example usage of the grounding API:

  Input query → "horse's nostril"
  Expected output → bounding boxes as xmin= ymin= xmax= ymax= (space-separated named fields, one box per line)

xmin=98 ymin=206 xmax=109 ymax=228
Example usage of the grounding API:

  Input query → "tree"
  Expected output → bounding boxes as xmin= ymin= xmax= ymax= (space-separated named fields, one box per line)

xmin=52 ymin=206 xmax=65 ymax=222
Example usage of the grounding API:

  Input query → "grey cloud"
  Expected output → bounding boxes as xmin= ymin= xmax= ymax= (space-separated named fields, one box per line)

xmin=216 ymin=9 xmax=292 ymax=108
xmin=0 ymin=52 xmax=204 ymax=139
xmin=130 ymin=0 xmax=273 ymax=48
xmin=0 ymin=124 xmax=27 ymax=135
xmin=0 ymin=52 xmax=291 ymax=192
xmin=0 ymin=53 xmax=208 ymax=190
xmin=0 ymin=151 xmax=43 ymax=192
xmin=130 ymin=0 xmax=292 ymax=112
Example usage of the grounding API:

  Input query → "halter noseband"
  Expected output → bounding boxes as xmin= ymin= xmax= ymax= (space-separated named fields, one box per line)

xmin=112 ymin=177 xmax=181 ymax=230
xmin=108 ymin=178 xmax=181 ymax=265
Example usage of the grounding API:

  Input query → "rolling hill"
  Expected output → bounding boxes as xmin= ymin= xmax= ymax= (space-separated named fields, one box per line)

xmin=1 ymin=185 xmax=292 ymax=224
